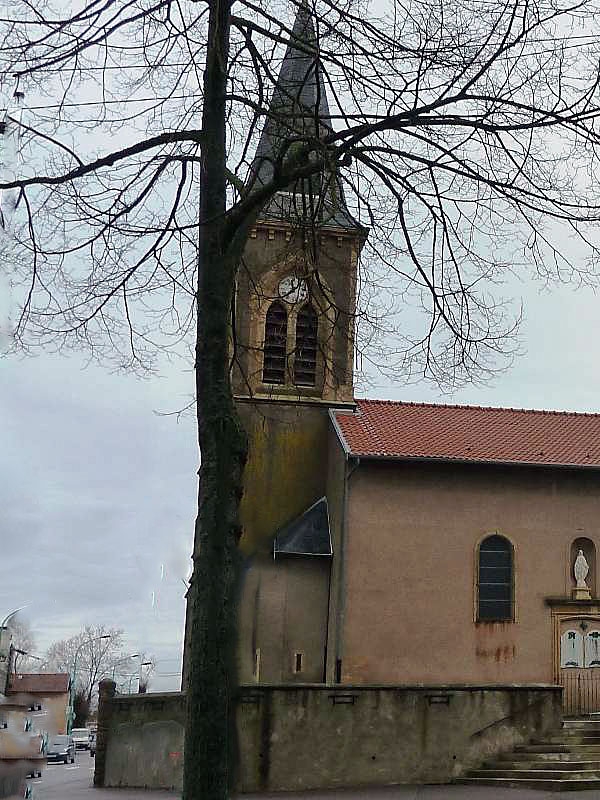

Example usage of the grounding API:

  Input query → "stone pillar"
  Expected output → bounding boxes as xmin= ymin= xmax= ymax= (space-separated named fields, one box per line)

xmin=94 ymin=679 xmax=116 ymax=787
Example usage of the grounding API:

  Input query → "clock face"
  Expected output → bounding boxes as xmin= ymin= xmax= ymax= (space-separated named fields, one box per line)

xmin=278 ymin=276 xmax=308 ymax=304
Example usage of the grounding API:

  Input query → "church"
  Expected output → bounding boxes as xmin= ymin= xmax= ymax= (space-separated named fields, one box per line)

xmin=91 ymin=4 xmax=600 ymax=793
xmin=232 ymin=4 xmax=600 ymax=718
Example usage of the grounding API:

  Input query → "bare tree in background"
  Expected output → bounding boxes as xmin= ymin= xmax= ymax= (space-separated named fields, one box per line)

xmin=135 ymin=657 xmax=156 ymax=694
xmin=3 ymin=0 xmax=600 ymax=796
xmin=44 ymin=625 xmax=125 ymax=711
xmin=6 ymin=614 xmax=38 ymax=672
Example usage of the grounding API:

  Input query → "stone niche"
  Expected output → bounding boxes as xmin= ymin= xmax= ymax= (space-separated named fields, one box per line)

xmin=571 ymin=537 xmax=596 ymax=600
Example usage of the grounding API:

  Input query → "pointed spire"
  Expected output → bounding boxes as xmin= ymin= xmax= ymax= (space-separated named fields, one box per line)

xmin=251 ymin=3 xmax=329 ymax=186
xmin=250 ymin=2 xmax=358 ymax=230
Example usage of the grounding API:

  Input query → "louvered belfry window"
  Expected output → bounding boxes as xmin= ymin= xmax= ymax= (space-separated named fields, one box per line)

xmin=294 ymin=304 xmax=318 ymax=386
xmin=478 ymin=534 xmax=514 ymax=621
xmin=262 ymin=301 xmax=288 ymax=384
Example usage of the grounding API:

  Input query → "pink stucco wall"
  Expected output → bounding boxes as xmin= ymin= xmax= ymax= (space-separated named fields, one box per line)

xmin=341 ymin=460 xmax=600 ymax=684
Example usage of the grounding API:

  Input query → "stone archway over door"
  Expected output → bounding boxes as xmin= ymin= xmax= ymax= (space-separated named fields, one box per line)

xmin=560 ymin=618 xmax=600 ymax=715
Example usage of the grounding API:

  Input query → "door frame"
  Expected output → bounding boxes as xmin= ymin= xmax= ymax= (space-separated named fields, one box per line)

xmin=548 ymin=599 xmax=600 ymax=682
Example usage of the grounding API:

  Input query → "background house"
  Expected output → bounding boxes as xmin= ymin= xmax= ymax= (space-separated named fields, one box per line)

xmin=0 ymin=632 xmax=52 ymax=797
xmin=7 ymin=673 xmax=71 ymax=735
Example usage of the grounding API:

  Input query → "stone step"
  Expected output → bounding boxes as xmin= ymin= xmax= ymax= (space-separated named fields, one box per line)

xmin=563 ymin=728 xmax=600 ymax=734
xmin=515 ymin=744 xmax=574 ymax=753
xmin=497 ymin=751 xmax=600 ymax=762
xmin=557 ymin=729 xmax=600 ymax=735
xmin=468 ymin=769 xmax=600 ymax=780
xmin=458 ymin=718 xmax=600 ymax=790
xmin=554 ymin=745 xmax=600 ymax=752
xmin=488 ymin=760 xmax=600 ymax=770
xmin=535 ymin=735 xmax=600 ymax=744
xmin=516 ymin=743 xmax=600 ymax=753
xmin=456 ymin=777 xmax=600 ymax=790
xmin=564 ymin=719 xmax=600 ymax=729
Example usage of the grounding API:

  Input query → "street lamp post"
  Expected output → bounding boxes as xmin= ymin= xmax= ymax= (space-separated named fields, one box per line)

xmin=138 ymin=660 xmax=152 ymax=693
xmin=68 ymin=634 xmax=111 ymax=733
xmin=0 ymin=607 xmax=30 ymax=691
xmin=0 ymin=606 xmax=29 ymax=658
xmin=111 ymin=653 xmax=139 ymax=682
xmin=0 ymin=607 xmax=29 ymax=631
xmin=10 ymin=646 xmax=43 ymax=673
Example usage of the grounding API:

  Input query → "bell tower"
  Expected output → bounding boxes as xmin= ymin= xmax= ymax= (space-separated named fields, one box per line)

xmin=232 ymin=2 xmax=362 ymax=408
xmin=235 ymin=3 xmax=366 ymax=684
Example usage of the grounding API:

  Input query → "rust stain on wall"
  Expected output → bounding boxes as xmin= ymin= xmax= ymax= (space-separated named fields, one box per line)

xmin=475 ymin=645 xmax=516 ymax=662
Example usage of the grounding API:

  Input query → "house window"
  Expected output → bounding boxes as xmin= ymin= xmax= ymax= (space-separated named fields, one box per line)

xmin=293 ymin=304 xmax=318 ymax=386
xmin=294 ymin=652 xmax=303 ymax=673
xmin=262 ymin=301 xmax=288 ymax=384
xmin=478 ymin=534 xmax=514 ymax=621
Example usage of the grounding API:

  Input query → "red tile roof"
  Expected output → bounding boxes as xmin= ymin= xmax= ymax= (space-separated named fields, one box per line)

xmin=7 ymin=673 xmax=70 ymax=694
xmin=332 ymin=399 xmax=600 ymax=468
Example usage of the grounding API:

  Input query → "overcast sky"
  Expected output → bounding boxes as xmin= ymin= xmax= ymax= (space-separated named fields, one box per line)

xmin=1 ymin=350 xmax=198 ymax=691
xmin=1 ymin=270 xmax=597 ymax=691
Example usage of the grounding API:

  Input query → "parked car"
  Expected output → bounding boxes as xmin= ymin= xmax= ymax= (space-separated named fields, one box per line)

xmin=46 ymin=735 xmax=76 ymax=764
xmin=71 ymin=727 xmax=91 ymax=750
xmin=89 ymin=732 xmax=96 ymax=757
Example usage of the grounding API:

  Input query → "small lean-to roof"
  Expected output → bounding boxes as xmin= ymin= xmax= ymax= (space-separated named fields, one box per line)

xmin=274 ymin=497 xmax=332 ymax=556
xmin=7 ymin=673 xmax=70 ymax=694
xmin=332 ymin=399 xmax=600 ymax=469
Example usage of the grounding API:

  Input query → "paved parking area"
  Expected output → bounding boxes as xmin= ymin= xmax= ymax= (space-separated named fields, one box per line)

xmin=35 ymin=759 xmax=178 ymax=799
xmin=33 ymin=765 xmax=600 ymax=799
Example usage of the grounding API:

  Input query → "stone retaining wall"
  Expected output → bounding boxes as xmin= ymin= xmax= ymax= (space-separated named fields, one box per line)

xmin=95 ymin=681 xmax=562 ymax=792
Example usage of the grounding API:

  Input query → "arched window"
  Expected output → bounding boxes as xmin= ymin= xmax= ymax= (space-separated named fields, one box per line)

xmin=262 ymin=301 xmax=288 ymax=384
xmin=478 ymin=534 xmax=514 ymax=621
xmin=293 ymin=304 xmax=318 ymax=386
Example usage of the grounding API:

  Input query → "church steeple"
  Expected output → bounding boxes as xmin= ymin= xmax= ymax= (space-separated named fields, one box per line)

xmin=250 ymin=2 xmax=357 ymax=230
xmin=232 ymin=2 xmax=366 ymax=407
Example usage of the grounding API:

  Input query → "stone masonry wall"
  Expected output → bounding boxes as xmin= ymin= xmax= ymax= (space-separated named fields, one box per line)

xmin=96 ymin=682 xmax=562 ymax=792
xmin=96 ymin=682 xmax=185 ymax=790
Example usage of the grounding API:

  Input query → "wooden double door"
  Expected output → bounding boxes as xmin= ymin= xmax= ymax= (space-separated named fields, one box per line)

xmin=560 ymin=619 xmax=600 ymax=715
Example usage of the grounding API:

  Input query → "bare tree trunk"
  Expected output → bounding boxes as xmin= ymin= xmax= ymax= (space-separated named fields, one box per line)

xmin=183 ymin=0 xmax=247 ymax=797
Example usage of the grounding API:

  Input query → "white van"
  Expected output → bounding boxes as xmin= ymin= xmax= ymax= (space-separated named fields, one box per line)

xmin=71 ymin=728 xmax=91 ymax=750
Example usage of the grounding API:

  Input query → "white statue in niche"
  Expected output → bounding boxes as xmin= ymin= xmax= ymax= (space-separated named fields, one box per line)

xmin=573 ymin=549 xmax=592 ymax=600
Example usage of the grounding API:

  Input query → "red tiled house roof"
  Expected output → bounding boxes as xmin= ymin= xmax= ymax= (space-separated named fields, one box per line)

xmin=7 ymin=673 xmax=70 ymax=694
xmin=332 ymin=399 xmax=600 ymax=468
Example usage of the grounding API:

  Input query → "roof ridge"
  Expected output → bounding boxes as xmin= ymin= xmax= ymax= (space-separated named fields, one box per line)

xmin=354 ymin=398 xmax=600 ymax=419
xmin=11 ymin=670 xmax=70 ymax=678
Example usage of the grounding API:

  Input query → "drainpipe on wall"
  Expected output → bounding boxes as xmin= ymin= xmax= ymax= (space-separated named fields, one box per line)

xmin=334 ymin=455 xmax=360 ymax=683
xmin=323 ymin=553 xmax=333 ymax=683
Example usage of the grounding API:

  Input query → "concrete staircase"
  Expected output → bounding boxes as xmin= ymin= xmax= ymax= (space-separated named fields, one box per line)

xmin=456 ymin=719 xmax=600 ymax=790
